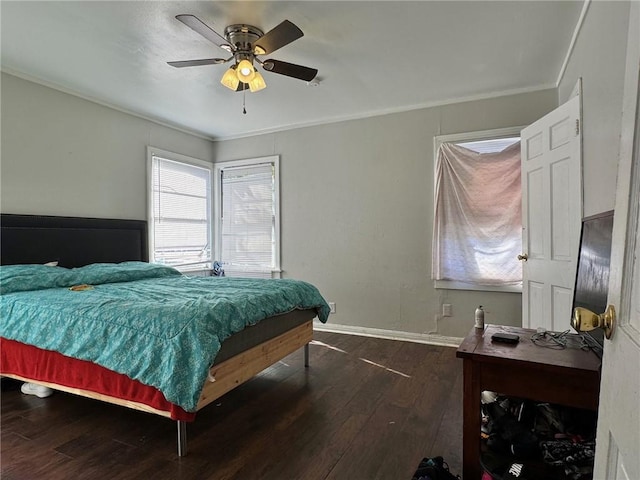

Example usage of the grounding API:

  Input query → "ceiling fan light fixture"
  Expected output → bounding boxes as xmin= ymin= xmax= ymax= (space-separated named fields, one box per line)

xmin=236 ymin=59 xmax=256 ymax=82
xmin=248 ymin=71 xmax=267 ymax=92
xmin=221 ymin=67 xmax=240 ymax=91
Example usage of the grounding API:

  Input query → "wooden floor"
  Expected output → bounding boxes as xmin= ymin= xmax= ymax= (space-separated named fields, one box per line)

xmin=1 ymin=332 xmax=463 ymax=480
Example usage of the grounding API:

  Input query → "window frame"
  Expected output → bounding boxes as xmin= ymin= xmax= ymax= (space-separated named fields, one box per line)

xmin=146 ymin=146 xmax=213 ymax=272
xmin=213 ymin=155 xmax=281 ymax=278
xmin=433 ymin=126 xmax=524 ymax=293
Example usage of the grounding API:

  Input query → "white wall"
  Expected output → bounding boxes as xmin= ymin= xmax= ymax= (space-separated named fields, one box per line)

xmin=558 ymin=1 xmax=630 ymax=217
xmin=213 ymin=89 xmax=557 ymax=338
xmin=0 ymin=73 xmax=215 ymax=220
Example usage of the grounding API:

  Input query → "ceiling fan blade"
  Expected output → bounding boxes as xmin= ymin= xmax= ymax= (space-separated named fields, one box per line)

xmin=262 ymin=59 xmax=318 ymax=82
xmin=167 ymin=58 xmax=228 ymax=68
xmin=254 ymin=20 xmax=303 ymax=55
xmin=175 ymin=14 xmax=230 ymax=50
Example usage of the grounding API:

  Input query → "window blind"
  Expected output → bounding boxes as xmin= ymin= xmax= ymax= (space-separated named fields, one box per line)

xmin=220 ymin=163 xmax=275 ymax=278
xmin=456 ymin=137 xmax=520 ymax=154
xmin=151 ymin=156 xmax=212 ymax=269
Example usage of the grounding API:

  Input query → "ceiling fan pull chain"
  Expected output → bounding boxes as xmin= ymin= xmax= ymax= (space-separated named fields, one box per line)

xmin=243 ymin=88 xmax=247 ymax=114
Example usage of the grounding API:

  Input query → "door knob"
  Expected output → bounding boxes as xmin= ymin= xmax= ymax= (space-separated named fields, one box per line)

xmin=517 ymin=253 xmax=528 ymax=261
xmin=572 ymin=305 xmax=616 ymax=339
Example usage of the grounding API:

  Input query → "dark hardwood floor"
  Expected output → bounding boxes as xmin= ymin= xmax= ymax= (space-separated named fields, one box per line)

xmin=1 ymin=332 xmax=463 ymax=480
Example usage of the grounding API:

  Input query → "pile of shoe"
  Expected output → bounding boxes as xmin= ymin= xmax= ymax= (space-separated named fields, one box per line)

xmin=480 ymin=393 xmax=597 ymax=480
xmin=411 ymin=456 xmax=460 ymax=480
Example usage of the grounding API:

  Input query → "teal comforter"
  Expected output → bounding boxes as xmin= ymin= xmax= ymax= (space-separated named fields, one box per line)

xmin=0 ymin=262 xmax=330 ymax=411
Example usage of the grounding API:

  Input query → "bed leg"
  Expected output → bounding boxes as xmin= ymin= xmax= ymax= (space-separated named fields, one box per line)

xmin=304 ymin=342 xmax=310 ymax=368
xmin=177 ymin=420 xmax=187 ymax=457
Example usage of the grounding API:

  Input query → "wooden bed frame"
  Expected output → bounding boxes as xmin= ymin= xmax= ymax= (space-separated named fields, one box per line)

xmin=0 ymin=214 xmax=314 ymax=456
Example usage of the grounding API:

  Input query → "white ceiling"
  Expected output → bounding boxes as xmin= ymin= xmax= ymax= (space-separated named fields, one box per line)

xmin=1 ymin=1 xmax=584 ymax=140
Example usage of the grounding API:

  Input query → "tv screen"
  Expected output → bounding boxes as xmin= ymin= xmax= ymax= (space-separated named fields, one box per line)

xmin=572 ymin=210 xmax=614 ymax=355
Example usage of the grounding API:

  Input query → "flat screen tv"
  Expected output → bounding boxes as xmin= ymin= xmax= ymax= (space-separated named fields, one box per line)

xmin=571 ymin=210 xmax=615 ymax=356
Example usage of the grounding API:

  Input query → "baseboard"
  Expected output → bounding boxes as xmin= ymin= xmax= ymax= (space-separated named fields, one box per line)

xmin=313 ymin=321 xmax=463 ymax=348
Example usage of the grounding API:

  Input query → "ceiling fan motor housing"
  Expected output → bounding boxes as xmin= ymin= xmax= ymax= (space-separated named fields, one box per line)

xmin=224 ymin=24 xmax=265 ymax=59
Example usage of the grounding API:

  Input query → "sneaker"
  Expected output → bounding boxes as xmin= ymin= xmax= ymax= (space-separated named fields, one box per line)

xmin=20 ymin=382 xmax=54 ymax=398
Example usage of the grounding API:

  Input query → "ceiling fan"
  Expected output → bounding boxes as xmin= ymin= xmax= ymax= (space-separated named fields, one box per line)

xmin=168 ymin=15 xmax=318 ymax=93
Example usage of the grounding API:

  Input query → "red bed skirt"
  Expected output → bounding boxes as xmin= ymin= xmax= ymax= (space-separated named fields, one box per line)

xmin=0 ymin=338 xmax=195 ymax=422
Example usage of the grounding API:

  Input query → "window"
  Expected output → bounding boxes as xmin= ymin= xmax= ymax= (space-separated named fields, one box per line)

xmin=147 ymin=147 xmax=212 ymax=271
xmin=214 ymin=156 xmax=280 ymax=278
xmin=432 ymin=128 xmax=522 ymax=292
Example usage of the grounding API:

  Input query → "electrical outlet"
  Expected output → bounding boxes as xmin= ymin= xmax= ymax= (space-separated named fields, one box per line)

xmin=442 ymin=303 xmax=452 ymax=317
xmin=329 ymin=302 xmax=336 ymax=314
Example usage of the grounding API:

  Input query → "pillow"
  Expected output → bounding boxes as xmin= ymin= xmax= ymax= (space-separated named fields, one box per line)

xmin=69 ymin=261 xmax=181 ymax=286
xmin=0 ymin=264 xmax=70 ymax=294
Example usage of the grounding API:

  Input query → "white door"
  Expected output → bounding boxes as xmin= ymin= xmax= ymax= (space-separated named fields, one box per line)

xmin=520 ymin=95 xmax=582 ymax=330
xmin=593 ymin=4 xmax=640 ymax=478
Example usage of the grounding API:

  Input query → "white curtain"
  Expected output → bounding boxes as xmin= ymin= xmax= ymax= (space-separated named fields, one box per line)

xmin=432 ymin=141 xmax=522 ymax=285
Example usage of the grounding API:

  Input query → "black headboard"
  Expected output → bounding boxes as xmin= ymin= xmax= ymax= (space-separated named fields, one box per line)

xmin=1 ymin=214 xmax=148 ymax=268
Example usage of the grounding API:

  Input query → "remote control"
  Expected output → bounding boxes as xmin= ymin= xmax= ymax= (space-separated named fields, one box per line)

xmin=491 ymin=332 xmax=520 ymax=344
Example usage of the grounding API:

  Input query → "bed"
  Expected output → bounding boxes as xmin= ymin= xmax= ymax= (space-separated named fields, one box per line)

xmin=0 ymin=214 xmax=330 ymax=456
